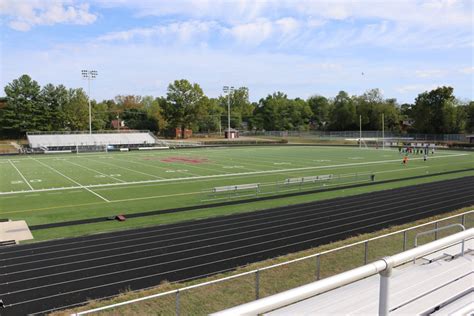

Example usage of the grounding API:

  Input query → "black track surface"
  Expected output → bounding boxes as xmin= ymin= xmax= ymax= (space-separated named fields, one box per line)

xmin=1 ymin=176 xmax=473 ymax=315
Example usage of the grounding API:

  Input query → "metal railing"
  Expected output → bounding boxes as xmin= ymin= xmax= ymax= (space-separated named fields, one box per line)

xmin=71 ymin=210 xmax=473 ymax=316
xmin=213 ymin=228 xmax=473 ymax=316
xmin=241 ymin=131 xmax=468 ymax=142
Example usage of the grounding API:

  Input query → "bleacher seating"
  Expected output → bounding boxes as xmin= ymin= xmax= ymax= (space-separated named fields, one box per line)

xmin=27 ymin=132 xmax=160 ymax=149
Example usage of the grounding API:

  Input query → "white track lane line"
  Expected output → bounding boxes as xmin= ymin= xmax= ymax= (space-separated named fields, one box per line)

xmin=2 ymin=182 xmax=470 ymax=273
xmin=2 ymin=187 xmax=470 ymax=285
xmin=1 ymin=196 xmax=470 ymax=300
xmin=30 ymin=158 xmax=110 ymax=202
xmin=8 ymin=159 xmax=34 ymax=191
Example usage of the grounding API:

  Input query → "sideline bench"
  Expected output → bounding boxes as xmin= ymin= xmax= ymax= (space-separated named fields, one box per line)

xmin=213 ymin=183 xmax=260 ymax=193
xmin=285 ymin=174 xmax=333 ymax=185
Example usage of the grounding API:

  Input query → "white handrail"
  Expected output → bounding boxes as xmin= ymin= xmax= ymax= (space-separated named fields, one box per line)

xmin=212 ymin=228 xmax=473 ymax=316
xmin=70 ymin=211 xmax=472 ymax=315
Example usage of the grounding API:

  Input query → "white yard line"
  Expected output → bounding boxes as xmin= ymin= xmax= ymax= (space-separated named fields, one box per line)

xmin=63 ymin=159 xmax=126 ymax=183
xmin=82 ymin=156 xmax=166 ymax=180
xmin=1 ymin=153 xmax=468 ymax=196
xmin=8 ymin=160 xmax=34 ymax=191
xmin=29 ymin=158 xmax=110 ymax=202
xmin=112 ymin=156 xmax=206 ymax=177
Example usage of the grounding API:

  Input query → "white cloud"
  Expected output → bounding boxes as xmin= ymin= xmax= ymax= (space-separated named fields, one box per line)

xmin=225 ymin=19 xmax=274 ymax=45
xmin=98 ymin=20 xmax=218 ymax=43
xmin=0 ymin=0 xmax=97 ymax=31
xmin=92 ymin=0 xmax=472 ymax=30
xmin=459 ymin=66 xmax=474 ymax=74
xmin=396 ymin=84 xmax=443 ymax=94
xmin=415 ymin=69 xmax=443 ymax=78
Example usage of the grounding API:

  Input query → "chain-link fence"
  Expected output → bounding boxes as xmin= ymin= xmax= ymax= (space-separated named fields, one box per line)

xmin=74 ymin=211 xmax=473 ymax=316
xmin=241 ymin=130 xmax=468 ymax=142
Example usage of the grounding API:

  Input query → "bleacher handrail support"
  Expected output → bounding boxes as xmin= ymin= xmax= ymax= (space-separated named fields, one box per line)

xmin=70 ymin=210 xmax=473 ymax=316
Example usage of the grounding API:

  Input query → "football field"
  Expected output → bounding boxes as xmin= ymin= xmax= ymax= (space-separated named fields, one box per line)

xmin=0 ymin=146 xmax=473 ymax=239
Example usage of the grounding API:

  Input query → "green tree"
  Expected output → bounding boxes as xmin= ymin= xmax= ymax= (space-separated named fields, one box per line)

xmin=141 ymin=96 xmax=167 ymax=134
xmin=218 ymin=87 xmax=254 ymax=130
xmin=62 ymin=88 xmax=89 ymax=131
xmin=164 ymin=79 xmax=204 ymax=138
xmin=412 ymin=86 xmax=458 ymax=133
xmin=307 ymin=95 xmax=331 ymax=130
xmin=194 ymin=97 xmax=223 ymax=133
xmin=466 ymin=101 xmax=474 ymax=133
xmin=92 ymin=101 xmax=110 ymax=130
xmin=40 ymin=83 xmax=68 ymax=131
xmin=1 ymin=74 xmax=42 ymax=136
xmin=255 ymin=92 xmax=312 ymax=130
xmin=329 ymin=91 xmax=357 ymax=130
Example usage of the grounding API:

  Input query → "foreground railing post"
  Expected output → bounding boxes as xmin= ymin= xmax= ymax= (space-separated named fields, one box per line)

xmin=364 ymin=241 xmax=369 ymax=264
xmin=379 ymin=258 xmax=393 ymax=316
xmin=434 ymin=222 xmax=439 ymax=240
xmin=315 ymin=255 xmax=321 ymax=280
xmin=175 ymin=291 xmax=180 ymax=316
xmin=462 ymin=214 xmax=466 ymax=226
xmin=403 ymin=231 xmax=407 ymax=251
xmin=255 ymin=270 xmax=260 ymax=300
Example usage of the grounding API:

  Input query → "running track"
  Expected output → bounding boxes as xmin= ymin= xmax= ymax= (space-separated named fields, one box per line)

xmin=0 ymin=176 xmax=473 ymax=315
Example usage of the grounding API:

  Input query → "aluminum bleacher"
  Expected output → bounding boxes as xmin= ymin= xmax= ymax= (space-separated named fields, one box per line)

xmin=213 ymin=229 xmax=474 ymax=316
xmin=27 ymin=131 xmax=166 ymax=149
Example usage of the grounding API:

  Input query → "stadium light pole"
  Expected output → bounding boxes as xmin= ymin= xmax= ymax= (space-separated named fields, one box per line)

xmin=382 ymin=113 xmax=385 ymax=150
xmin=223 ymin=86 xmax=234 ymax=138
xmin=81 ymin=70 xmax=98 ymax=134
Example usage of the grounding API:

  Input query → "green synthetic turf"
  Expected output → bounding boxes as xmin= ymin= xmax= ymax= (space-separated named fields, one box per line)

xmin=0 ymin=146 xmax=472 ymax=240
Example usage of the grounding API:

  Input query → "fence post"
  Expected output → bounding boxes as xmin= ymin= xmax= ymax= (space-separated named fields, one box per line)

xmin=316 ymin=255 xmax=321 ymax=280
xmin=364 ymin=241 xmax=369 ymax=264
xmin=255 ymin=270 xmax=260 ymax=300
xmin=434 ymin=222 xmax=439 ymax=240
xmin=403 ymin=231 xmax=407 ymax=251
xmin=461 ymin=214 xmax=466 ymax=226
xmin=175 ymin=290 xmax=180 ymax=316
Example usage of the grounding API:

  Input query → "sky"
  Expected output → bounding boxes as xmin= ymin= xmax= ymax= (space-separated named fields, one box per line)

xmin=0 ymin=0 xmax=473 ymax=104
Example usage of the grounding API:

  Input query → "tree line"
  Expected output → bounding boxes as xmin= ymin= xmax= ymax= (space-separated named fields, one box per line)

xmin=1 ymin=74 xmax=473 ymax=138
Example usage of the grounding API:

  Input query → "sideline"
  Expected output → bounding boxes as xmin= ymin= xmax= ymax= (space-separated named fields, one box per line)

xmin=29 ymin=170 xmax=474 ymax=230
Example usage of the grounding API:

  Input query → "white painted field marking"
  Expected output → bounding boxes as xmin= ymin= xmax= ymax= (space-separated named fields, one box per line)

xmin=314 ymin=160 xmax=331 ymax=162
xmin=273 ymin=162 xmax=292 ymax=165
xmin=0 ymin=153 xmax=469 ymax=196
xmin=11 ymin=181 xmax=23 ymax=184
xmin=113 ymin=156 xmax=203 ymax=177
xmin=29 ymin=179 xmax=42 ymax=183
xmin=348 ymin=157 xmax=364 ymax=160
xmin=94 ymin=175 xmax=106 ymax=178
xmin=63 ymin=159 xmax=125 ymax=183
xmin=30 ymin=158 xmax=110 ymax=202
xmin=223 ymin=166 xmax=244 ymax=169
xmin=90 ymin=157 xmax=166 ymax=179
xmin=8 ymin=160 xmax=34 ymax=190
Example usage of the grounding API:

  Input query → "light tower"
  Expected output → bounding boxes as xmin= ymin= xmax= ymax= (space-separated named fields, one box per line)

xmin=223 ymin=85 xmax=234 ymax=138
xmin=81 ymin=70 xmax=98 ymax=134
